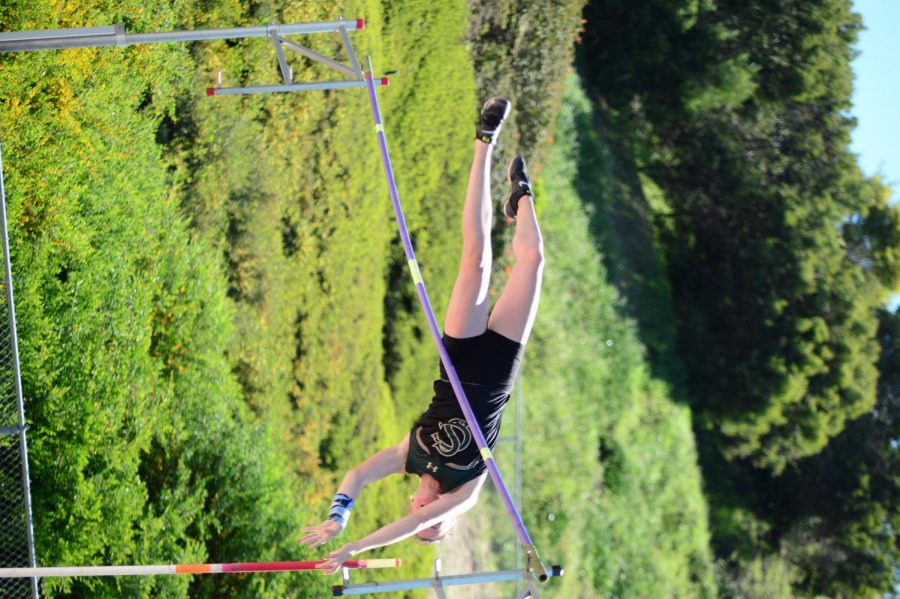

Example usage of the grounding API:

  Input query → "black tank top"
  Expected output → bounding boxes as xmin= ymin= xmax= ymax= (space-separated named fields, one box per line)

xmin=406 ymin=330 xmax=523 ymax=492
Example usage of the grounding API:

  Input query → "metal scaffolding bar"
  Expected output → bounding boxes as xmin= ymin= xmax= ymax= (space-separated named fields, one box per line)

xmin=0 ymin=20 xmax=364 ymax=52
xmin=206 ymin=78 xmax=387 ymax=97
xmin=338 ymin=26 xmax=363 ymax=78
xmin=270 ymin=33 xmax=292 ymax=84
xmin=334 ymin=568 xmax=533 ymax=596
xmin=280 ymin=38 xmax=358 ymax=78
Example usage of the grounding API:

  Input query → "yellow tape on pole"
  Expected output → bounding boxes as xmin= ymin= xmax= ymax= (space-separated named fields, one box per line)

xmin=408 ymin=259 xmax=423 ymax=285
xmin=375 ymin=123 xmax=384 ymax=133
xmin=480 ymin=447 xmax=492 ymax=461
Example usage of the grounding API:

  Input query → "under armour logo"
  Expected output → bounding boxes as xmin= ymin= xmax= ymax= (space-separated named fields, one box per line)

xmin=426 ymin=461 xmax=438 ymax=472
xmin=430 ymin=418 xmax=473 ymax=458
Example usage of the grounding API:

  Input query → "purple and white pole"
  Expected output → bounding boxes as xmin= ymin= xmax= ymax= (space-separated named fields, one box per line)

xmin=363 ymin=71 xmax=547 ymax=582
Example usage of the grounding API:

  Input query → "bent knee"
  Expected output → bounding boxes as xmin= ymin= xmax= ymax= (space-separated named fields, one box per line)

xmin=459 ymin=246 xmax=492 ymax=273
xmin=513 ymin=243 xmax=544 ymax=267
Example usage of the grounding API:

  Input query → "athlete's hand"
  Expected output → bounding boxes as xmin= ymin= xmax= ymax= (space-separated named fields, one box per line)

xmin=299 ymin=519 xmax=342 ymax=548
xmin=316 ymin=542 xmax=357 ymax=575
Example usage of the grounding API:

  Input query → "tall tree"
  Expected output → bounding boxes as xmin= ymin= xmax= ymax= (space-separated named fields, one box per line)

xmin=578 ymin=0 xmax=900 ymax=595
xmin=769 ymin=307 xmax=900 ymax=596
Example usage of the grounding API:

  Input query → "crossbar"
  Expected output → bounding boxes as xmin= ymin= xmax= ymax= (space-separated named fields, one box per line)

xmin=0 ymin=559 xmax=400 ymax=579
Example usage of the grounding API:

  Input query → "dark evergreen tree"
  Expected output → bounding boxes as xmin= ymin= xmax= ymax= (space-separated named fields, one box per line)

xmin=770 ymin=307 xmax=900 ymax=596
xmin=579 ymin=0 xmax=900 ymax=594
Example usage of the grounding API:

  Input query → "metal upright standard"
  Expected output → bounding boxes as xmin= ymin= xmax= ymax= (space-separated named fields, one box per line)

xmin=333 ymin=558 xmax=562 ymax=598
xmin=0 ymin=144 xmax=39 ymax=599
xmin=0 ymin=20 xmax=388 ymax=96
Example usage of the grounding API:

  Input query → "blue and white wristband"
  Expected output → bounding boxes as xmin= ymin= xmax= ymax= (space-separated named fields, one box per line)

xmin=328 ymin=493 xmax=355 ymax=530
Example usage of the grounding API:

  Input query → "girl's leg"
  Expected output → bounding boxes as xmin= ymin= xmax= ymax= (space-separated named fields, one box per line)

xmin=488 ymin=195 xmax=544 ymax=344
xmin=443 ymin=140 xmax=494 ymax=338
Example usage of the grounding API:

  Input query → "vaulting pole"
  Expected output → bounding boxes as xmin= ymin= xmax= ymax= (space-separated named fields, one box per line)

xmin=0 ymin=559 xmax=400 ymax=579
xmin=362 ymin=67 xmax=548 ymax=582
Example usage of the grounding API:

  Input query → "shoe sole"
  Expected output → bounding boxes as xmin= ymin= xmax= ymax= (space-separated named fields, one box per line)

xmin=482 ymin=97 xmax=512 ymax=125
xmin=507 ymin=157 xmax=526 ymax=187
xmin=505 ymin=157 xmax=530 ymax=219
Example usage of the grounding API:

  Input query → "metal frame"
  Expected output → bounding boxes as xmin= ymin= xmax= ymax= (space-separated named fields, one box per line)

xmin=0 ymin=144 xmax=39 ymax=599
xmin=0 ymin=20 xmax=359 ymax=50
xmin=0 ymin=19 xmax=388 ymax=96
xmin=333 ymin=558 xmax=561 ymax=597
xmin=492 ymin=373 xmax=527 ymax=595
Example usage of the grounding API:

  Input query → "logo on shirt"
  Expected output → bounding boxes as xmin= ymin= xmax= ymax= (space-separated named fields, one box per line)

xmin=430 ymin=418 xmax=473 ymax=458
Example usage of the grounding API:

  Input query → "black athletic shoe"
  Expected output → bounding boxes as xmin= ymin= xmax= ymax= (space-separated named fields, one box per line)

xmin=504 ymin=156 xmax=533 ymax=219
xmin=475 ymin=97 xmax=512 ymax=145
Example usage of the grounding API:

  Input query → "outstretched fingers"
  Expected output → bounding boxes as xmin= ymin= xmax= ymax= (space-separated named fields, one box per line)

xmin=316 ymin=557 xmax=342 ymax=575
xmin=316 ymin=544 xmax=354 ymax=575
xmin=299 ymin=524 xmax=332 ymax=548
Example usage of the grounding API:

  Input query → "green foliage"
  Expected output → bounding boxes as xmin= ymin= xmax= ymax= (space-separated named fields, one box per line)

xmin=1 ymin=0 xmax=352 ymax=596
xmin=579 ymin=0 xmax=900 ymax=596
xmin=716 ymin=553 xmax=800 ymax=599
xmin=764 ymin=307 xmax=900 ymax=597
xmin=483 ymin=76 xmax=716 ymax=598
xmin=468 ymin=0 xmax=587 ymax=168
xmin=843 ymin=176 xmax=900 ymax=293
xmin=582 ymin=0 xmax=892 ymax=472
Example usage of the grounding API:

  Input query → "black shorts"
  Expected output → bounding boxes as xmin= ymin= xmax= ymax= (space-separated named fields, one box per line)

xmin=405 ymin=329 xmax=524 ymax=492
xmin=438 ymin=329 xmax=524 ymax=395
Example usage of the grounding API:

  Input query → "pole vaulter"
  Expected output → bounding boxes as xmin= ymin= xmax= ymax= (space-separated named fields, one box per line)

xmin=361 ymin=61 xmax=550 ymax=582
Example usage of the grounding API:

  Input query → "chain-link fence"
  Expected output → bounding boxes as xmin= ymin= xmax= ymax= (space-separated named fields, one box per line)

xmin=0 ymin=144 xmax=39 ymax=598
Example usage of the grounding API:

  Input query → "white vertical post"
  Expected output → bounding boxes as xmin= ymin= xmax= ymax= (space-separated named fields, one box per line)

xmin=432 ymin=559 xmax=447 ymax=599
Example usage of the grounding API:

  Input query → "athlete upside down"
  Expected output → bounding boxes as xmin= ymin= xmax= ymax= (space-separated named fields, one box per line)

xmin=299 ymin=97 xmax=544 ymax=574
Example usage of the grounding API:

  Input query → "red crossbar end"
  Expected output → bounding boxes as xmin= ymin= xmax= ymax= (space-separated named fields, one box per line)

xmin=206 ymin=88 xmax=215 ymax=97
xmin=356 ymin=19 xmax=365 ymax=30
xmin=381 ymin=77 xmax=389 ymax=86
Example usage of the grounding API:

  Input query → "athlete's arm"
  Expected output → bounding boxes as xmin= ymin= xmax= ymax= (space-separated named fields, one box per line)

xmin=338 ymin=435 xmax=410 ymax=498
xmin=300 ymin=436 xmax=410 ymax=548
xmin=316 ymin=475 xmax=486 ymax=573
